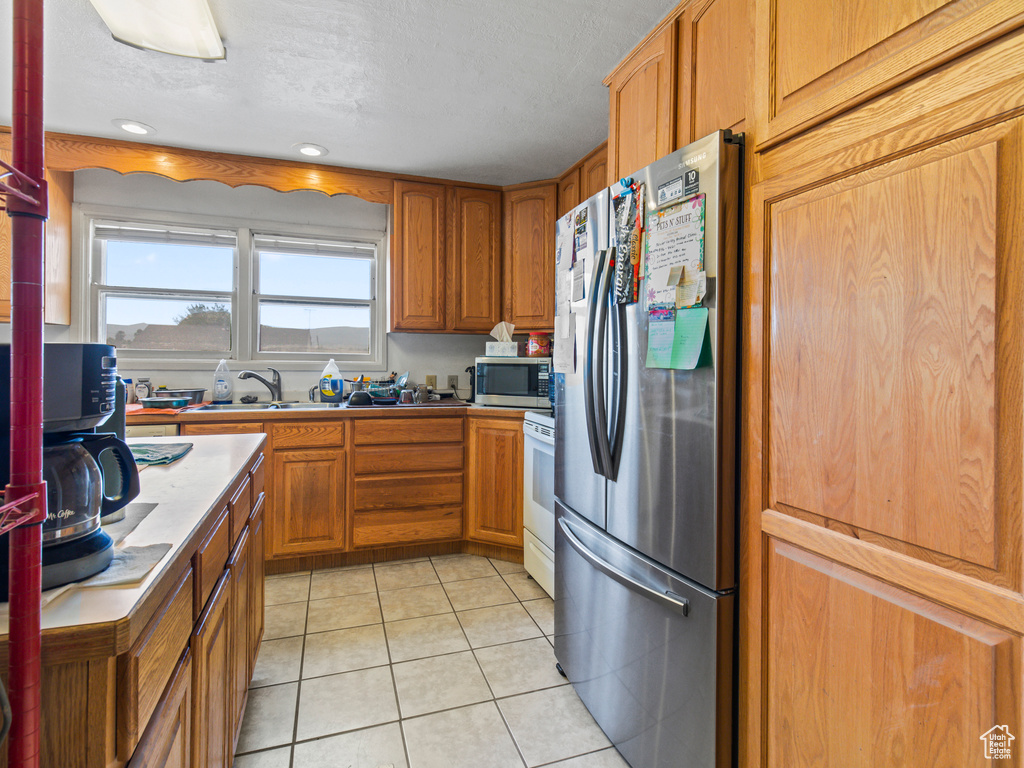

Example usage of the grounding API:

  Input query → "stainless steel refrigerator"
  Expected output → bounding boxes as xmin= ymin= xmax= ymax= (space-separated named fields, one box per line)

xmin=553 ymin=130 xmax=742 ymax=768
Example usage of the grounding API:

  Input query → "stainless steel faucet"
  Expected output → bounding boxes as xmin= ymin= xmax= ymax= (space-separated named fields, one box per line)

xmin=237 ymin=367 xmax=282 ymax=401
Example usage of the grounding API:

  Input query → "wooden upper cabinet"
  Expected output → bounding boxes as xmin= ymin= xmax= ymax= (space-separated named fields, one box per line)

xmin=557 ymin=166 xmax=581 ymax=217
xmin=580 ymin=143 xmax=609 ymax=199
xmin=677 ymin=0 xmax=751 ymax=146
xmin=0 ymin=148 xmax=74 ymax=325
xmin=503 ymin=182 xmax=556 ymax=331
xmin=605 ymin=23 xmax=677 ymax=181
xmin=447 ymin=186 xmax=502 ymax=332
xmin=392 ymin=180 xmax=446 ymax=331
xmin=752 ymin=0 xmax=1024 ymax=148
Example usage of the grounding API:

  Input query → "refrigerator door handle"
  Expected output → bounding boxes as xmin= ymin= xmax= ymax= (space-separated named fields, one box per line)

xmin=558 ymin=516 xmax=690 ymax=617
xmin=584 ymin=248 xmax=607 ymax=476
xmin=606 ymin=257 xmax=627 ymax=480
xmin=591 ymin=248 xmax=614 ymax=477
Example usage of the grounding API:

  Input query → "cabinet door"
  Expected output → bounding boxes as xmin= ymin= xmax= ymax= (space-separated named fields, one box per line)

xmin=392 ymin=180 xmax=446 ymax=331
xmin=126 ymin=651 xmax=192 ymax=768
xmin=752 ymin=0 xmax=1023 ymax=147
xmin=557 ymin=167 xmax=581 ymax=217
xmin=448 ymin=186 xmax=502 ymax=332
xmin=677 ymin=0 xmax=750 ymax=146
xmin=248 ymin=493 xmax=266 ymax=672
xmin=605 ymin=24 xmax=677 ymax=181
xmin=0 ymin=148 xmax=74 ymax=325
xmin=270 ymin=448 xmax=346 ymax=557
xmin=744 ymin=108 xmax=1024 ymax=767
xmin=503 ymin=183 xmax=556 ymax=332
xmin=580 ymin=144 xmax=608 ymax=199
xmin=227 ymin=527 xmax=250 ymax=746
xmin=191 ymin=573 xmax=232 ymax=768
xmin=466 ymin=416 xmax=524 ymax=547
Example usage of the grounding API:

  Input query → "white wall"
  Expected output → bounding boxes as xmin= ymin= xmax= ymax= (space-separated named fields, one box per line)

xmin=1 ymin=170 xmax=493 ymax=399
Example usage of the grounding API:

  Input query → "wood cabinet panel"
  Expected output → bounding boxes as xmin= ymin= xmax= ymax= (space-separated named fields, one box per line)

xmin=270 ymin=448 xmax=346 ymax=557
xmin=126 ymin=651 xmax=192 ymax=768
xmin=392 ymin=180 xmax=446 ymax=330
xmin=678 ymin=0 xmax=751 ymax=146
xmin=581 ymin=144 xmax=608 ymax=199
xmin=248 ymin=494 xmax=265 ymax=673
xmin=190 ymin=572 xmax=232 ymax=768
xmin=119 ymin=567 xmax=194 ymax=758
xmin=354 ymin=417 xmax=463 ymax=446
xmin=767 ymin=120 xmax=1022 ymax=585
xmin=193 ymin=507 xmax=229 ymax=617
xmin=181 ymin=422 xmax=264 ymax=436
xmin=0 ymin=148 xmax=74 ymax=325
xmin=354 ymin=473 xmax=463 ymax=512
xmin=766 ymin=540 xmax=1019 ymax=767
xmin=227 ymin=527 xmax=250 ymax=744
xmin=606 ymin=24 xmax=677 ymax=181
xmin=753 ymin=0 xmax=1024 ymax=147
xmin=354 ymin=443 xmax=463 ymax=475
xmin=353 ymin=506 xmax=463 ymax=547
xmin=557 ymin=167 xmax=581 ymax=217
xmin=503 ymin=183 xmax=556 ymax=331
xmin=448 ymin=186 xmax=502 ymax=331
xmin=466 ymin=416 xmax=524 ymax=547
xmin=271 ymin=421 xmax=345 ymax=449
xmin=228 ymin=475 xmax=251 ymax=543
xmin=250 ymin=453 xmax=265 ymax=497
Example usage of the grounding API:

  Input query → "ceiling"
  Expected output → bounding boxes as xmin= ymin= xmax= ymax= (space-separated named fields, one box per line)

xmin=0 ymin=0 xmax=678 ymax=186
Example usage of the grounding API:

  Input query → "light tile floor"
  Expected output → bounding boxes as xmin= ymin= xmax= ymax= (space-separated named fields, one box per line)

xmin=235 ymin=554 xmax=629 ymax=768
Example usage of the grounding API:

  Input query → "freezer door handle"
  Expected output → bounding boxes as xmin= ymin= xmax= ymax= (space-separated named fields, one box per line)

xmin=606 ymin=255 xmax=627 ymax=481
xmin=584 ymin=248 xmax=608 ymax=476
xmin=558 ymin=516 xmax=690 ymax=617
xmin=592 ymin=249 xmax=615 ymax=477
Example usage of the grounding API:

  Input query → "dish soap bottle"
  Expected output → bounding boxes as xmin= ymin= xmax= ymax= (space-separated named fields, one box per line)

xmin=212 ymin=359 xmax=233 ymax=404
xmin=319 ymin=359 xmax=344 ymax=403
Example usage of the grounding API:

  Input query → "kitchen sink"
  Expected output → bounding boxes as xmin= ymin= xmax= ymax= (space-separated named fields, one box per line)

xmin=194 ymin=401 xmax=346 ymax=411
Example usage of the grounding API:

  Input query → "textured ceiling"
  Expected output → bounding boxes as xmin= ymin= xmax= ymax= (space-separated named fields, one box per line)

xmin=0 ymin=0 xmax=678 ymax=185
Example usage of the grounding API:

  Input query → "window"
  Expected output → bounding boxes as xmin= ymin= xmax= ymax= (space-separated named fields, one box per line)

xmin=89 ymin=214 xmax=385 ymax=366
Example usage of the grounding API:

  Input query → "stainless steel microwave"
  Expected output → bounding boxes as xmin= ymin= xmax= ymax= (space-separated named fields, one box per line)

xmin=474 ymin=357 xmax=551 ymax=409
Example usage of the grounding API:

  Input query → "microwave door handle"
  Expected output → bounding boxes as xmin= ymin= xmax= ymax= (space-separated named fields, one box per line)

xmin=592 ymin=248 xmax=614 ymax=477
xmin=584 ymin=249 xmax=607 ymax=477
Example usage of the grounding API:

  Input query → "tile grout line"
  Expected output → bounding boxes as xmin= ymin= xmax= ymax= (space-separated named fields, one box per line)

xmin=380 ymin=558 xmax=415 ymax=768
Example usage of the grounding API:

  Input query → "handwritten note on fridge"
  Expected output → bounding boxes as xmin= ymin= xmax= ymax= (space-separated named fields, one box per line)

xmin=644 ymin=194 xmax=706 ymax=310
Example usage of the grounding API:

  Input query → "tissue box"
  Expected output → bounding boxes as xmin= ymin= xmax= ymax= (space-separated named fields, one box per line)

xmin=485 ymin=342 xmax=519 ymax=357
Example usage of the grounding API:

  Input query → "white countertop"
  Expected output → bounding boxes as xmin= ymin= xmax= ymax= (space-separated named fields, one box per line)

xmin=0 ymin=433 xmax=264 ymax=637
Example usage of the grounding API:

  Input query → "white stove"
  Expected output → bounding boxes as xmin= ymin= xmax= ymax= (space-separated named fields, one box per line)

xmin=523 ymin=410 xmax=555 ymax=597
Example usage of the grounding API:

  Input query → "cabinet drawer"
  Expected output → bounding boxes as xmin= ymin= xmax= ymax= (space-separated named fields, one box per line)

xmin=120 ymin=566 xmax=194 ymax=757
xmin=181 ymin=422 xmax=264 ymax=436
xmin=272 ymin=422 xmax=345 ymax=449
xmin=250 ymin=453 xmax=266 ymax=497
xmin=126 ymin=649 xmax=192 ymax=768
xmin=355 ymin=472 xmax=463 ymax=511
xmin=194 ymin=507 xmax=230 ymax=616
xmin=354 ymin=443 xmax=463 ymax=475
xmin=355 ymin=417 xmax=462 ymax=445
xmin=229 ymin=475 xmax=252 ymax=542
xmin=353 ymin=506 xmax=463 ymax=547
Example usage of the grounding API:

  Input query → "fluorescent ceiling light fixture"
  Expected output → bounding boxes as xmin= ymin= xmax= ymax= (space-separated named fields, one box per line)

xmin=88 ymin=0 xmax=226 ymax=60
xmin=112 ymin=119 xmax=156 ymax=135
xmin=294 ymin=143 xmax=329 ymax=158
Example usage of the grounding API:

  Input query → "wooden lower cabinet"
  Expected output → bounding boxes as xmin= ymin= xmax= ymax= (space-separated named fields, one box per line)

xmin=248 ymin=494 xmax=266 ymax=672
xmin=271 ymin=447 xmax=346 ymax=557
xmin=466 ymin=414 xmax=524 ymax=547
xmin=227 ymin=527 xmax=251 ymax=744
xmin=191 ymin=572 xmax=233 ymax=768
xmin=127 ymin=652 xmax=193 ymax=768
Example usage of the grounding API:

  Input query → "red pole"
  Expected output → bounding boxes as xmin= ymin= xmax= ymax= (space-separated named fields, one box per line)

xmin=6 ymin=1 xmax=48 ymax=767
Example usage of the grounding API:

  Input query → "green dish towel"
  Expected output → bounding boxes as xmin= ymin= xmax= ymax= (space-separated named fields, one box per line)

xmin=130 ymin=442 xmax=194 ymax=466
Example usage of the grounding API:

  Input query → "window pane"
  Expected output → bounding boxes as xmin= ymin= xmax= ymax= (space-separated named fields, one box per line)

xmin=105 ymin=296 xmax=231 ymax=352
xmin=258 ymin=303 xmax=369 ymax=354
xmin=105 ymin=241 xmax=234 ymax=291
xmin=258 ymin=251 xmax=371 ymax=299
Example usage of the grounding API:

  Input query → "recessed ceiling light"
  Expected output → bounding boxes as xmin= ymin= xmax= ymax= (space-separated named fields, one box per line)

xmin=112 ymin=119 xmax=156 ymax=135
xmin=294 ymin=143 xmax=328 ymax=158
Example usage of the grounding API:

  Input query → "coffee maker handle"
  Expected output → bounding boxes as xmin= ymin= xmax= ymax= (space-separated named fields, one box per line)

xmin=79 ymin=433 xmax=142 ymax=515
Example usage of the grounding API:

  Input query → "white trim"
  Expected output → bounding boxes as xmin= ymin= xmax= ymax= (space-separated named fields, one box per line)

xmin=74 ymin=202 xmax=389 ymax=371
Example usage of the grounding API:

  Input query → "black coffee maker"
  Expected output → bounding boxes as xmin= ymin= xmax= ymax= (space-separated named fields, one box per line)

xmin=0 ymin=344 xmax=141 ymax=595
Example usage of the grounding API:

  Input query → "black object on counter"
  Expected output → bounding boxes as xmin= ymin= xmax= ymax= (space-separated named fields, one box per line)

xmin=348 ymin=391 xmax=372 ymax=407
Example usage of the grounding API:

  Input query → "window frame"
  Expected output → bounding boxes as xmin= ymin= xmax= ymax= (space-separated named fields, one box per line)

xmin=76 ymin=204 xmax=388 ymax=371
